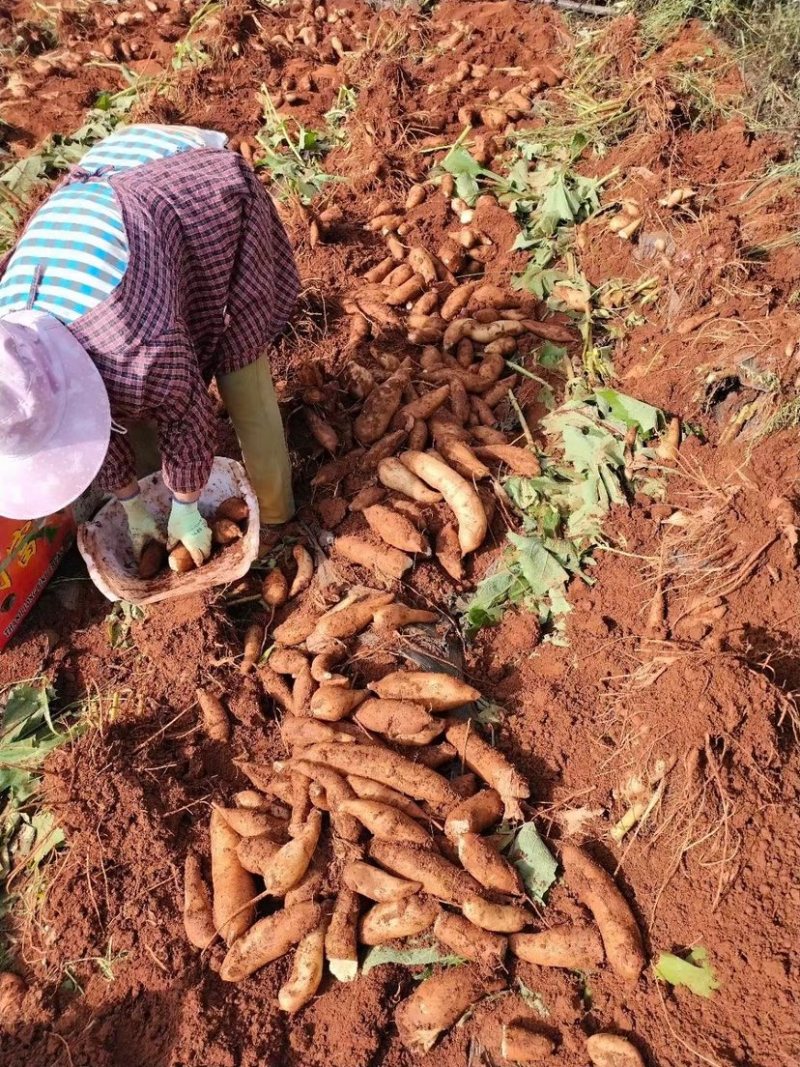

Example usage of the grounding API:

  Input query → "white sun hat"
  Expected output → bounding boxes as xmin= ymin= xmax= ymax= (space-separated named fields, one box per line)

xmin=0 ymin=309 xmax=111 ymax=520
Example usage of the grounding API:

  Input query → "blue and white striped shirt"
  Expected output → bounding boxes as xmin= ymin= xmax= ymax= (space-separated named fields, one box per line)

xmin=0 ymin=125 xmax=227 ymax=324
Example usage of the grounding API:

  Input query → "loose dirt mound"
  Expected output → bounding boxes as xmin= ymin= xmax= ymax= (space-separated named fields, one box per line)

xmin=2 ymin=2 xmax=800 ymax=1066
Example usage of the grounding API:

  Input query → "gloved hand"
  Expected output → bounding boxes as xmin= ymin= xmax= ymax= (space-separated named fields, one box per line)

xmin=167 ymin=499 xmax=212 ymax=568
xmin=120 ymin=491 xmax=165 ymax=561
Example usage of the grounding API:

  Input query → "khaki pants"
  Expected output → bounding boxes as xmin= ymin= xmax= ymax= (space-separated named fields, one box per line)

xmin=129 ymin=355 xmax=294 ymax=524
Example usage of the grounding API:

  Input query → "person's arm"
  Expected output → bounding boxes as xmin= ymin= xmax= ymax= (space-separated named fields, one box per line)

xmin=96 ymin=434 xmax=165 ymax=562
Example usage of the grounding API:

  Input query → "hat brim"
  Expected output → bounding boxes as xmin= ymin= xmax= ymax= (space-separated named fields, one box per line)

xmin=0 ymin=311 xmax=112 ymax=520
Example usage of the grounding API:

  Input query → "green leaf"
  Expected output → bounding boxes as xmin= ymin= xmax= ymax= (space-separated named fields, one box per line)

xmin=508 ymin=534 xmax=570 ymax=599
xmin=538 ymin=341 xmax=567 ymax=370
xmin=655 ymin=947 xmax=719 ymax=998
xmin=506 ymin=821 xmax=558 ymax=902
xmin=593 ymin=388 xmax=663 ymax=437
xmin=1 ymin=684 xmax=53 ymax=744
xmin=362 ymin=944 xmax=464 ymax=974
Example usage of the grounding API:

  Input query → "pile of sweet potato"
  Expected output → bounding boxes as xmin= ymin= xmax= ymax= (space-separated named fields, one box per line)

xmin=186 ymin=586 xmax=647 ymax=1063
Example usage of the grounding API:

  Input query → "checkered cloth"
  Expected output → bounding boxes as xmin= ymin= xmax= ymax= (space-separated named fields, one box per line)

xmin=1 ymin=147 xmax=299 ymax=494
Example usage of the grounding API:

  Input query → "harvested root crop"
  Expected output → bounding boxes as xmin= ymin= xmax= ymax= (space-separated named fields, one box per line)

xmin=213 ymin=519 xmax=244 ymax=546
xmin=462 ymin=893 xmax=532 ymax=933
xmin=368 ymin=670 xmax=480 ymax=710
xmin=433 ymin=910 xmax=507 ymax=968
xmin=355 ymin=697 xmax=436 ymax=738
xmin=446 ymin=720 xmax=530 ymax=818
xmin=263 ymin=809 xmax=322 ymax=897
xmin=474 ymin=443 xmax=540 ymax=477
xmin=445 ymin=789 xmax=503 ymax=838
xmin=278 ymin=917 xmax=328 ymax=1013
xmin=236 ymin=834 xmax=282 ymax=876
xmin=326 ymin=887 xmax=360 ymax=982
xmin=372 ymin=604 xmax=438 ymax=630
xmin=378 ymin=457 xmax=443 ymax=503
xmin=510 ymin=924 xmax=604 ymax=970
xmin=501 ymin=1023 xmax=555 ymax=1063
xmin=586 ymin=1033 xmax=646 ymax=1067
xmin=560 ymin=844 xmax=645 ymax=982
xmin=400 ymin=451 xmax=487 ymax=554
xmin=184 ymin=852 xmax=216 ymax=950
xmin=196 ymin=687 xmax=230 ymax=743
xmin=240 ymin=623 xmax=264 ymax=674
xmin=262 ymin=568 xmax=289 ymax=607
xmin=220 ymin=902 xmax=322 ymax=982
xmin=396 ymin=964 xmax=506 ymax=1053
xmin=306 ymin=590 xmax=394 ymax=651
xmin=354 ymin=369 xmax=408 ymax=444
xmin=456 ymin=831 xmax=522 ymax=895
xmin=210 ymin=809 xmax=257 ymax=946
xmin=334 ymin=534 xmax=413 ymax=579
xmin=363 ymin=504 xmax=429 ymax=554
xmin=342 ymin=861 xmax=422 ymax=902
xmin=310 ymin=684 xmax=368 ymax=721
xmin=369 ymin=840 xmax=483 ymax=905
xmin=346 ymin=775 xmax=429 ymax=821
xmin=360 ymin=894 xmax=439 ymax=944
xmin=216 ymin=496 xmax=249 ymax=522
xmin=338 ymin=799 xmax=432 ymax=846
xmin=138 ymin=539 xmax=166 ymax=579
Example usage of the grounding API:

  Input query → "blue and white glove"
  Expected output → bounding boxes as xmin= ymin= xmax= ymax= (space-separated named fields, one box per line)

xmin=167 ymin=499 xmax=212 ymax=568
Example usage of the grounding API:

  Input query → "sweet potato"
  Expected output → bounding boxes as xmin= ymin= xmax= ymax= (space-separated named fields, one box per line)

xmin=262 ymin=569 xmax=289 ymax=607
xmin=437 ymin=436 xmax=490 ymax=480
xmin=586 ymin=1034 xmax=646 ymax=1067
xmin=400 ymin=384 xmax=451 ymax=421
xmin=445 ymin=789 xmax=503 ymax=839
xmin=326 ymin=887 xmax=360 ymax=981
xmin=240 ymin=622 xmax=264 ymax=674
xmin=510 ymin=923 xmax=604 ymax=970
xmin=169 ymin=545 xmax=195 ymax=573
xmin=372 ymin=604 xmax=438 ymax=630
xmin=339 ymin=799 xmax=432 ymax=847
xmin=263 ymin=809 xmax=322 ymax=897
xmin=215 ymin=806 xmax=287 ymax=839
xmin=407 ymin=246 xmax=438 ymax=285
xmin=220 ymin=902 xmax=322 ymax=982
xmin=436 ymin=523 xmax=464 ymax=582
xmin=482 ymin=374 xmax=518 ymax=409
xmin=457 ymin=832 xmax=523 ymax=895
xmin=196 ymin=687 xmax=230 ymax=743
xmin=470 ymin=395 xmax=496 ymax=424
xmin=409 ymin=741 xmax=457 ymax=768
xmin=363 ymin=505 xmax=429 ymax=555
xmin=312 ymin=450 xmax=364 ymax=488
xmin=378 ymin=457 xmax=442 ymax=503
xmin=211 ymin=518 xmax=243 ymax=547
xmin=306 ymin=589 xmax=394 ymax=651
xmin=462 ymin=893 xmax=532 ymax=933
xmin=184 ymin=852 xmax=216 ymax=949
xmin=260 ymin=665 xmax=295 ymax=713
xmin=343 ymin=860 xmax=422 ymax=902
xmin=210 ymin=809 xmax=257 ymax=946
xmin=278 ymin=917 xmax=328 ymax=1013
xmin=365 ymin=256 xmax=395 ymax=284
xmin=405 ymin=184 xmax=427 ymax=210
xmin=236 ymin=833 xmax=282 ymax=876
xmin=346 ymin=313 xmax=371 ymax=353
xmin=471 ymin=283 xmax=516 ymax=309
xmin=272 ymin=601 xmax=322 ymax=646
xmin=310 ymin=651 xmax=348 ymax=686
xmin=445 ymin=721 xmax=530 ymax=819
xmin=310 ymin=685 xmax=368 ymax=721
xmin=269 ymin=649 xmax=308 ymax=677
xmin=289 ymin=772 xmax=313 ymax=838
xmin=283 ymin=717 xmax=345 ymax=751
xmin=349 ymin=485 xmax=386 ymax=512
xmin=474 ymin=443 xmax=540 ymax=477
xmin=360 ymin=894 xmax=439 ymax=945
xmin=396 ymin=964 xmax=506 ymax=1052
xmin=369 ymin=840 xmax=483 ymax=905
xmin=216 ymin=496 xmax=249 ymax=522
xmin=400 ymin=451 xmax=487 ymax=554
xmin=355 ymin=698 xmax=436 ymax=738
xmin=433 ymin=911 xmax=506 ymax=969
xmin=383 ymin=263 xmax=413 ymax=288
xmin=346 ymin=775 xmax=429 ymax=822
xmin=288 ymin=544 xmax=314 ymax=598
xmin=334 ymin=534 xmax=413 ymax=580
xmin=368 ymin=670 xmax=480 ymax=711
xmin=394 ymin=722 xmax=447 ymax=746
xmin=289 ymin=758 xmax=361 ymax=842
xmin=523 ymin=319 xmax=575 ymax=343
xmin=284 ymin=851 xmax=325 ymax=906
xmin=501 ymin=1024 xmax=555 ymax=1063
xmin=362 ymin=428 xmax=409 ymax=470
xmin=471 ymin=426 xmax=507 ymax=445
xmin=305 ymin=743 xmax=460 ymax=813
xmin=138 ymin=539 xmax=166 ymax=578
xmin=292 ymin=664 xmax=315 ymax=715
xmin=354 ymin=368 xmax=408 ymax=445
xmin=386 ymin=272 xmax=426 ymax=306
xmin=441 ymin=282 xmax=479 ymax=321
xmin=560 ymin=844 xmax=645 ymax=982
xmin=233 ymin=790 xmax=275 ymax=810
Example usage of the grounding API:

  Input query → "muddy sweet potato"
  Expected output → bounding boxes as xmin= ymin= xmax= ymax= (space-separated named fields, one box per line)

xmin=346 ymin=775 xmax=429 ymax=822
xmin=461 ymin=893 xmax=532 ymax=933
xmin=560 ymin=844 xmax=646 ymax=982
xmin=372 ymin=604 xmax=438 ymax=630
xmin=309 ymin=684 xmax=368 ymax=721
xmin=445 ymin=721 xmax=530 ymax=819
xmin=215 ymin=806 xmax=287 ymax=839
xmin=369 ymin=840 xmax=483 ymax=905
xmin=368 ymin=670 xmax=480 ymax=710
xmin=360 ymin=894 xmax=439 ymax=945
xmin=288 ymin=544 xmax=314 ymax=598
xmin=343 ymin=861 xmax=422 ymax=902
xmin=378 ymin=457 xmax=443 ymax=503
xmin=278 ymin=917 xmax=328 ymax=1013
xmin=305 ymin=408 xmax=339 ymax=453
xmin=456 ymin=832 xmax=523 ymax=895
xmin=334 ymin=534 xmax=413 ymax=580
xmin=138 ymin=539 xmax=166 ymax=579
xmin=396 ymin=964 xmax=506 ymax=1052
xmin=326 ymin=887 xmax=360 ymax=982
xmin=306 ymin=590 xmax=394 ymax=651
xmin=354 ymin=368 xmax=409 ymax=445
xmin=212 ymin=519 xmax=244 ymax=546
xmin=169 ymin=545 xmax=196 ymax=573
xmin=501 ymin=1024 xmax=555 ymax=1063
xmin=236 ymin=833 xmax=282 ymax=876
xmin=184 ymin=852 xmax=216 ymax=950
xmin=240 ymin=623 xmax=264 ymax=674
xmin=355 ymin=697 xmax=436 ymax=739
xmin=444 ymin=789 xmax=503 ymax=839
xmin=210 ymin=809 xmax=257 ymax=946
xmin=363 ymin=505 xmax=429 ymax=555
xmin=586 ymin=1034 xmax=646 ymax=1067
xmin=196 ymin=687 xmax=230 ymax=743
xmin=509 ymin=924 xmax=604 ymax=970
xmin=262 ymin=569 xmax=289 ymax=607
xmin=220 ymin=902 xmax=322 ymax=982
xmin=263 ymin=809 xmax=323 ymax=897
xmin=216 ymin=496 xmax=249 ymax=522
xmin=474 ymin=443 xmax=540 ymax=477
xmin=433 ymin=910 xmax=507 ymax=969
xmin=338 ymin=799 xmax=432 ymax=847
xmin=399 ymin=451 xmax=487 ymax=554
